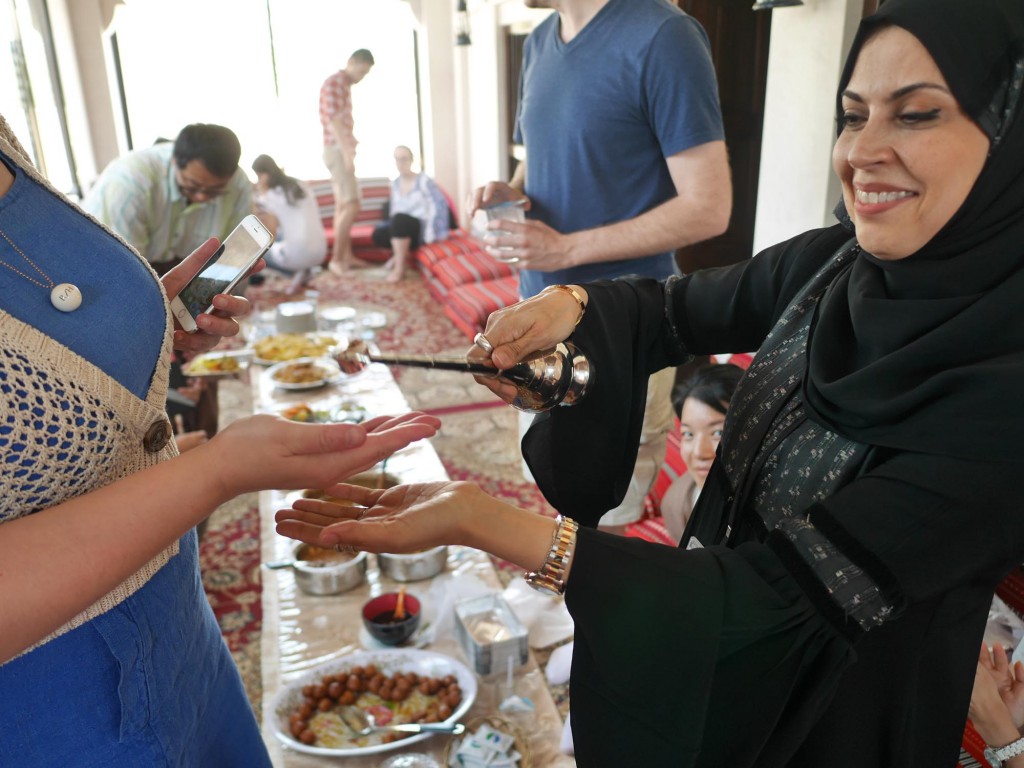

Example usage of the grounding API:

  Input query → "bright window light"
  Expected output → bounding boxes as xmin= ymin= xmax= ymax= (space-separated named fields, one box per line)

xmin=112 ymin=0 xmax=420 ymax=182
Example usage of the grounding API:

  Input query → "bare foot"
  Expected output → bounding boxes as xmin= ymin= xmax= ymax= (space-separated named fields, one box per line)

xmin=385 ymin=270 xmax=404 ymax=283
xmin=327 ymin=260 xmax=350 ymax=277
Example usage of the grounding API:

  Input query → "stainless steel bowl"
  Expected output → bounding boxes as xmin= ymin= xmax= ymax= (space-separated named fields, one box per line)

xmin=378 ymin=546 xmax=448 ymax=582
xmin=291 ymin=542 xmax=368 ymax=595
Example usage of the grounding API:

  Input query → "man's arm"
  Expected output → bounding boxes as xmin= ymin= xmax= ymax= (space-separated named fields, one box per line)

xmin=486 ymin=140 xmax=731 ymax=270
xmin=81 ymin=176 xmax=155 ymax=260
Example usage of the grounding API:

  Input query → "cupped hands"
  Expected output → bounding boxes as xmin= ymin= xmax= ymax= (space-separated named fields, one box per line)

xmin=274 ymin=480 xmax=486 ymax=554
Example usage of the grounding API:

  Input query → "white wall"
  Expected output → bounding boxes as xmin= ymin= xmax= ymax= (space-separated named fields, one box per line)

xmin=752 ymin=0 xmax=862 ymax=254
xmin=50 ymin=0 xmax=121 ymax=186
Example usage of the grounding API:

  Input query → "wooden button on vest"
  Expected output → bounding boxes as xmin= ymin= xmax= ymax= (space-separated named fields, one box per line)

xmin=144 ymin=419 xmax=172 ymax=452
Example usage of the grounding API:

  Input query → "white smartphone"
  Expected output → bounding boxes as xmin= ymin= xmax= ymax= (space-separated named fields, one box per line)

xmin=170 ymin=215 xmax=274 ymax=333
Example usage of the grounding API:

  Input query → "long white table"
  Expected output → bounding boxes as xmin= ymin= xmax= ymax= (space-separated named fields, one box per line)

xmin=255 ymin=359 xmax=574 ymax=767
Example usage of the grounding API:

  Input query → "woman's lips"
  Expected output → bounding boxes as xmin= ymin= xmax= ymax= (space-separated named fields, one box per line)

xmin=854 ymin=186 xmax=916 ymax=214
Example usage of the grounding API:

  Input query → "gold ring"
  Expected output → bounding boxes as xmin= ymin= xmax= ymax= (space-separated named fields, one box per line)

xmin=473 ymin=333 xmax=494 ymax=354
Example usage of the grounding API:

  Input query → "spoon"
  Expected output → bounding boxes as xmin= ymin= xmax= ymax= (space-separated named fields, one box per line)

xmin=338 ymin=706 xmax=465 ymax=737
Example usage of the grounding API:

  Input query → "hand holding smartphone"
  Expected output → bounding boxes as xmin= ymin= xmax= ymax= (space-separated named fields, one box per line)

xmin=170 ymin=215 xmax=274 ymax=333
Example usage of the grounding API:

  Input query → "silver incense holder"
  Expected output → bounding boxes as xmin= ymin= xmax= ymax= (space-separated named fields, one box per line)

xmin=336 ymin=339 xmax=592 ymax=413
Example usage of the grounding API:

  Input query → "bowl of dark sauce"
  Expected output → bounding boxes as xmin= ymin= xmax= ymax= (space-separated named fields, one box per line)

xmin=362 ymin=592 xmax=422 ymax=646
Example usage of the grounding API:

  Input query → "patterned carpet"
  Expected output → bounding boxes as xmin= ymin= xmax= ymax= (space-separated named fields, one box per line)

xmin=198 ymin=262 xmax=564 ymax=721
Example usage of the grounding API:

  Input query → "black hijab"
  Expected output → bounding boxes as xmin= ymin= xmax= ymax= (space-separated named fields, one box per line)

xmin=804 ymin=0 xmax=1024 ymax=462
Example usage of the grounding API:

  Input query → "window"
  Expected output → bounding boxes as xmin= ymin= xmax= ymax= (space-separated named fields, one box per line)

xmin=0 ymin=0 xmax=79 ymax=195
xmin=111 ymin=0 xmax=421 ymax=181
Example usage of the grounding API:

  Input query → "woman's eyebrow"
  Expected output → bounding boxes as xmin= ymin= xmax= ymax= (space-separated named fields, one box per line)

xmin=842 ymin=82 xmax=951 ymax=103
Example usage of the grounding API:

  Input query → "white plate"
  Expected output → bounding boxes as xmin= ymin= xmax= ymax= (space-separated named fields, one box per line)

xmin=181 ymin=349 xmax=251 ymax=377
xmin=265 ymin=357 xmax=342 ymax=390
xmin=321 ymin=306 xmax=358 ymax=323
xmin=271 ymin=648 xmax=477 ymax=758
xmin=360 ymin=311 xmax=388 ymax=329
xmin=251 ymin=332 xmax=341 ymax=365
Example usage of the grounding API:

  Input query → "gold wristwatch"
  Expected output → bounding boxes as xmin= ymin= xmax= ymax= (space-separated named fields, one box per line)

xmin=525 ymin=515 xmax=579 ymax=596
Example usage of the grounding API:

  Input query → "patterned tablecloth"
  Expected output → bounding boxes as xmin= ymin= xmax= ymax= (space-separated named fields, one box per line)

xmin=255 ymin=358 xmax=575 ymax=767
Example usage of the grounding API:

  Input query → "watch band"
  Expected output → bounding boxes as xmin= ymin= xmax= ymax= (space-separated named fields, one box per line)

xmin=525 ymin=515 xmax=579 ymax=596
xmin=991 ymin=735 xmax=1024 ymax=765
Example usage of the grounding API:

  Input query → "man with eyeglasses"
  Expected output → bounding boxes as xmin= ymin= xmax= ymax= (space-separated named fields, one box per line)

xmin=82 ymin=123 xmax=252 ymax=454
xmin=82 ymin=123 xmax=252 ymax=276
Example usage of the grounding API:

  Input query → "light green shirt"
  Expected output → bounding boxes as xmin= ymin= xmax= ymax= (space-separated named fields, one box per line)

xmin=81 ymin=143 xmax=252 ymax=265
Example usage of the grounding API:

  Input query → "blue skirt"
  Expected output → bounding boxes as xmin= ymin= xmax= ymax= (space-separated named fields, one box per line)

xmin=0 ymin=531 xmax=271 ymax=768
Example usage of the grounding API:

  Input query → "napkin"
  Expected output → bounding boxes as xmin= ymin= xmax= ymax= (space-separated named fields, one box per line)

xmin=419 ymin=573 xmax=494 ymax=645
xmin=500 ymin=577 xmax=574 ymax=649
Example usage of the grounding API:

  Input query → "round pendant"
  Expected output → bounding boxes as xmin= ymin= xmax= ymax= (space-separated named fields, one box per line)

xmin=50 ymin=282 xmax=82 ymax=312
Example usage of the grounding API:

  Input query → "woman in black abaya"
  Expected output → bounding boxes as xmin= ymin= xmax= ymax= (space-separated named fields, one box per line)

xmin=277 ymin=0 xmax=1024 ymax=765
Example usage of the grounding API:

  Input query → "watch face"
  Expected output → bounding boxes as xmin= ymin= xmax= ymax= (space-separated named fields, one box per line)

xmin=986 ymin=747 xmax=1002 ymax=767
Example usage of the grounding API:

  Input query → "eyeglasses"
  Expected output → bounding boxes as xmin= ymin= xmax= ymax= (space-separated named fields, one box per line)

xmin=176 ymin=169 xmax=230 ymax=199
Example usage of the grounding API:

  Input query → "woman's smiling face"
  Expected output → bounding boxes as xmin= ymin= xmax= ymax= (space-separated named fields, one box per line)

xmin=832 ymin=26 xmax=990 ymax=260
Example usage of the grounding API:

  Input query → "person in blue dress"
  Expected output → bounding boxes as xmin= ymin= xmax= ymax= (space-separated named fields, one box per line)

xmin=0 ymin=114 xmax=439 ymax=767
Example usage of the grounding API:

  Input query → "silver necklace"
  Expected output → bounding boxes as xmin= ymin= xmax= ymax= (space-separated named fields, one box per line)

xmin=0 ymin=225 xmax=81 ymax=311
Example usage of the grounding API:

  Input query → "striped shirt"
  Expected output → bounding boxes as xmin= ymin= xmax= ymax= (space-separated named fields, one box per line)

xmin=80 ymin=143 xmax=252 ymax=265
xmin=319 ymin=70 xmax=355 ymax=150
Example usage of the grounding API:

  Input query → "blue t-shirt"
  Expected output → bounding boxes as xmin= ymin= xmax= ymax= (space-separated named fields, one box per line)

xmin=0 ymin=151 xmax=165 ymax=398
xmin=514 ymin=0 xmax=725 ymax=298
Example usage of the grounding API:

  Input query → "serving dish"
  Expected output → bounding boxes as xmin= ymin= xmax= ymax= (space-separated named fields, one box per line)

xmin=181 ymin=350 xmax=251 ymax=377
xmin=271 ymin=648 xmax=477 ymax=757
xmin=277 ymin=398 xmax=368 ymax=424
xmin=265 ymin=542 xmax=368 ymax=596
xmin=379 ymin=546 xmax=448 ymax=583
xmin=266 ymin=357 xmax=342 ymax=391
xmin=252 ymin=332 xmax=340 ymax=365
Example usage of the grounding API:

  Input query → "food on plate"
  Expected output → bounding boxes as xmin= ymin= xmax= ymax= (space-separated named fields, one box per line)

xmin=295 ymin=543 xmax=358 ymax=566
xmin=272 ymin=361 xmax=333 ymax=385
xmin=280 ymin=403 xmax=318 ymax=422
xmin=278 ymin=400 xmax=366 ymax=423
xmin=254 ymin=333 xmax=337 ymax=362
xmin=286 ymin=666 xmax=463 ymax=748
xmin=184 ymin=354 xmax=242 ymax=374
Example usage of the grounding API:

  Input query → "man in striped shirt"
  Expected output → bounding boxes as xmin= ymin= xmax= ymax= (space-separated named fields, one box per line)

xmin=81 ymin=124 xmax=252 ymax=276
xmin=319 ymin=49 xmax=374 ymax=275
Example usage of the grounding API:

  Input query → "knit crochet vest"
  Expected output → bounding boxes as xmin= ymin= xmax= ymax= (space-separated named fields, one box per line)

xmin=0 ymin=116 xmax=179 ymax=658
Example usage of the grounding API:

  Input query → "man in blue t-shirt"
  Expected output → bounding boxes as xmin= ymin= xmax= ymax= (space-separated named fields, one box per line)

xmin=471 ymin=0 xmax=731 ymax=533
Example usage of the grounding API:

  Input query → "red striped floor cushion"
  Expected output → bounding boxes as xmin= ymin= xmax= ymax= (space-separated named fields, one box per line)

xmin=431 ymin=250 xmax=514 ymax=292
xmin=421 ymin=268 xmax=450 ymax=302
xmin=353 ymin=246 xmax=392 ymax=264
xmin=443 ymin=275 xmax=519 ymax=340
xmin=648 ymin=420 xmax=685 ymax=515
xmin=414 ymin=231 xmax=486 ymax=270
xmin=625 ymin=517 xmax=677 ymax=546
xmin=960 ymin=720 xmax=989 ymax=767
xmin=351 ymin=223 xmax=376 ymax=249
xmin=356 ymin=178 xmax=390 ymax=225
xmin=996 ymin=565 xmax=1024 ymax=617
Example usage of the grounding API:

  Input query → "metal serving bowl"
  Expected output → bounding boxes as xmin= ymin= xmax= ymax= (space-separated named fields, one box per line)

xmin=378 ymin=546 xmax=448 ymax=582
xmin=289 ymin=542 xmax=368 ymax=595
